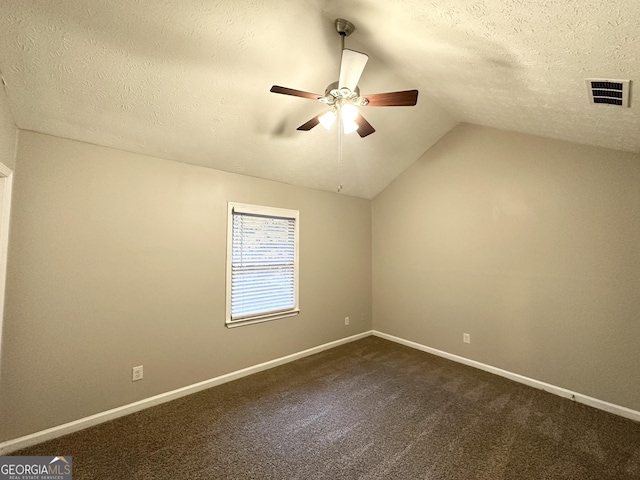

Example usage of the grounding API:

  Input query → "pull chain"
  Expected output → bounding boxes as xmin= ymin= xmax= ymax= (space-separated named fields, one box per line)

xmin=337 ymin=112 xmax=343 ymax=193
xmin=337 ymin=32 xmax=345 ymax=193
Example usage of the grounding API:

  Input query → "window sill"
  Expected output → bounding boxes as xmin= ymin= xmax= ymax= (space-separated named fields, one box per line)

xmin=226 ymin=309 xmax=300 ymax=328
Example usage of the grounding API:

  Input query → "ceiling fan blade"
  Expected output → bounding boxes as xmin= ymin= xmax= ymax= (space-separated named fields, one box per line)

xmin=296 ymin=114 xmax=322 ymax=131
xmin=354 ymin=114 xmax=375 ymax=138
xmin=338 ymin=49 xmax=369 ymax=93
xmin=363 ymin=90 xmax=419 ymax=107
xmin=270 ymin=85 xmax=321 ymax=100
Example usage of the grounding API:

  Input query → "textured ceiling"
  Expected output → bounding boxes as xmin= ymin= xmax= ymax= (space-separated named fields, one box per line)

xmin=0 ymin=0 xmax=639 ymax=199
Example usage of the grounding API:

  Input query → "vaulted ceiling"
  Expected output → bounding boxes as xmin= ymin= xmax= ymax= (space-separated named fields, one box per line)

xmin=1 ymin=1 xmax=639 ymax=198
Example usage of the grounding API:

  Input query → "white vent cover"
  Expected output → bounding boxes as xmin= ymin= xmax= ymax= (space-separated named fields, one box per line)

xmin=586 ymin=79 xmax=630 ymax=107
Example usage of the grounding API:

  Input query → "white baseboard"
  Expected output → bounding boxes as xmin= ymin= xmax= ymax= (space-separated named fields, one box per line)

xmin=4 ymin=328 xmax=637 ymax=454
xmin=372 ymin=330 xmax=640 ymax=423
xmin=0 ymin=331 xmax=373 ymax=455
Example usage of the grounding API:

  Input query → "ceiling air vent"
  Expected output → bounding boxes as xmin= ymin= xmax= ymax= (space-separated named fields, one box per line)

xmin=585 ymin=78 xmax=630 ymax=107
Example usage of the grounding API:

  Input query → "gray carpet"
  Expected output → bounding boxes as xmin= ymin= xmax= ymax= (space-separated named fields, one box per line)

xmin=13 ymin=336 xmax=640 ymax=479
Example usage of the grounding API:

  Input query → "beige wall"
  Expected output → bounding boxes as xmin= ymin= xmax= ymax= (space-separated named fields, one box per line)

xmin=0 ymin=85 xmax=17 ymax=170
xmin=5 ymin=121 xmax=640 ymax=441
xmin=373 ymin=123 xmax=640 ymax=412
xmin=0 ymin=131 xmax=372 ymax=441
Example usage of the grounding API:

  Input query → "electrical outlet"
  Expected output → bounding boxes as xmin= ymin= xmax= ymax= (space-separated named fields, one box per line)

xmin=132 ymin=365 xmax=144 ymax=382
xmin=463 ymin=333 xmax=470 ymax=344
xmin=344 ymin=316 xmax=350 ymax=326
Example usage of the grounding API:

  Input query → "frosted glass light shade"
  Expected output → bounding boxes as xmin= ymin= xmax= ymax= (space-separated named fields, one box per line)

xmin=343 ymin=119 xmax=358 ymax=134
xmin=319 ymin=111 xmax=336 ymax=130
xmin=341 ymin=104 xmax=358 ymax=122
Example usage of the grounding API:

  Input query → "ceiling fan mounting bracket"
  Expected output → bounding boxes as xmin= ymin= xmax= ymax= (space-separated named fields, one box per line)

xmin=335 ymin=18 xmax=355 ymax=37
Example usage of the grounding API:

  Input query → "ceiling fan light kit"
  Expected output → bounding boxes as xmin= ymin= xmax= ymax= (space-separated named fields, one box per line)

xmin=319 ymin=110 xmax=337 ymax=130
xmin=269 ymin=18 xmax=419 ymax=138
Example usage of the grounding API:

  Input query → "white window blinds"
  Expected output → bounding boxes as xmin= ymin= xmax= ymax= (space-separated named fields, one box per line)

xmin=227 ymin=203 xmax=299 ymax=326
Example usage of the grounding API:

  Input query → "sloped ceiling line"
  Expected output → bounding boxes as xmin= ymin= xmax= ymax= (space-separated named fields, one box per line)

xmin=0 ymin=0 xmax=638 ymax=199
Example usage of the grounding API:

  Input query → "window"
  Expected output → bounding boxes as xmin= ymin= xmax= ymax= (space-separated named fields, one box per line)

xmin=226 ymin=202 xmax=299 ymax=327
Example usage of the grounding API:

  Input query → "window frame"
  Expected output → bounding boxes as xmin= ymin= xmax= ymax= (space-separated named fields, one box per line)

xmin=225 ymin=202 xmax=300 ymax=328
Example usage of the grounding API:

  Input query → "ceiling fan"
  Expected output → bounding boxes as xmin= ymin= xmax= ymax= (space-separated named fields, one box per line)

xmin=270 ymin=18 xmax=419 ymax=138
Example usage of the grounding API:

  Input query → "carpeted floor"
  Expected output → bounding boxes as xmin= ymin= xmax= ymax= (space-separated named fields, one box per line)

xmin=12 ymin=336 xmax=640 ymax=479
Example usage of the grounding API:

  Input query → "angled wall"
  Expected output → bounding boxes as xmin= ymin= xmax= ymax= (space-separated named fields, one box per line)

xmin=373 ymin=123 xmax=640 ymax=412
